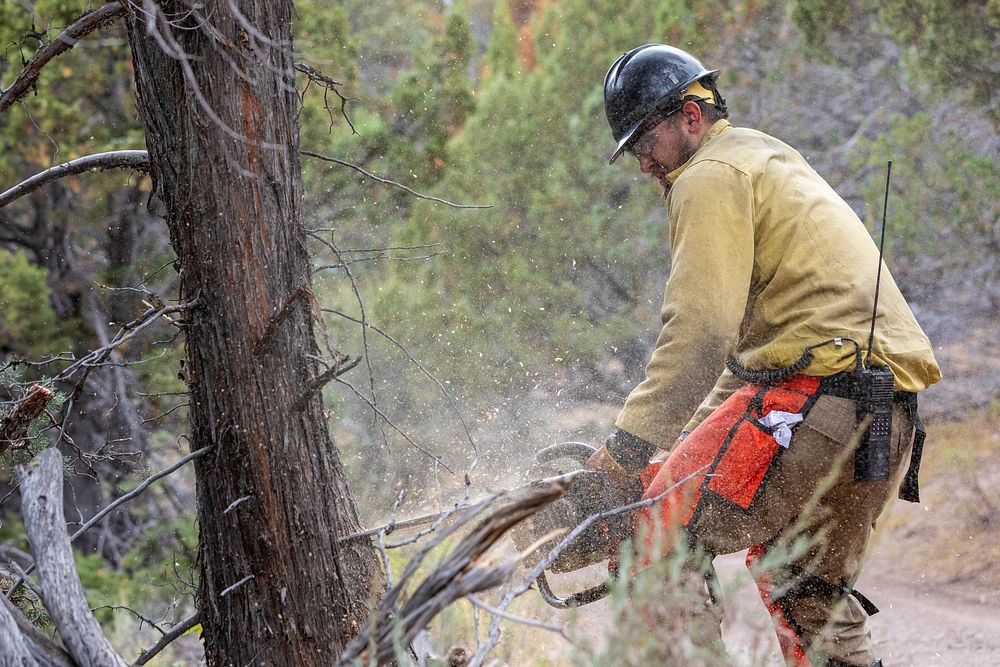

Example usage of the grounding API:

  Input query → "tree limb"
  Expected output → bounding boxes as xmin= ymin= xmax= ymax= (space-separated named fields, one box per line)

xmin=0 ymin=150 xmax=150 ymax=209
xmin=20 ymin=448 xmax=128 ymax=666
xmin=300 ymin=150 xmax=493 ymax=209
xmin=321 ymin=306 xmax=478 ymax=456
xmin=54 ymin=299 xmax=192 ymax=383
xmin=0 ymin=594 xmax=40 ymax=666
xmin=0 ymin=2 xmax=130 ymax=113
xmin=467 ymin=594 xmax=569 ymax=641
xmin=293 ymin=63 xmax=356 ymax=133
xmin=469 ymin=465 xmax=712 ymax=666
xmin=291 ymin=356 xmax=362 ymax=412
xmin=132 ymin=610 xmax=200 ymax=666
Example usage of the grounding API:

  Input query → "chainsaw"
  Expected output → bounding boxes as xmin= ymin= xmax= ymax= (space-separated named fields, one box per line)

xmin=507 ymin=442 xmax=643 ymax=608
xmin=341 ymin=442 xmax=644 ymax=609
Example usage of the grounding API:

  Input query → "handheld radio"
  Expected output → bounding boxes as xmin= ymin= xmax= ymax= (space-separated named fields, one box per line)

xmin=853 ymin=161 xmax=895 ymax=482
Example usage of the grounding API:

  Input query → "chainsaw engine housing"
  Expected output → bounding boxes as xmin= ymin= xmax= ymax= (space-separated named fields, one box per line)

xmin=510 ymin=442 xmax=642 ymax=573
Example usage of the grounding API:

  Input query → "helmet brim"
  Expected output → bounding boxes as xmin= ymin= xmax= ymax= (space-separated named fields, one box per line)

xmin=607 ymin=116 xmax=645 ymax=165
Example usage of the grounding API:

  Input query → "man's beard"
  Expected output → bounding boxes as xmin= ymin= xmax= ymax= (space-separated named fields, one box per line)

xmin=654 ymin=136 xmax=698 ymax=198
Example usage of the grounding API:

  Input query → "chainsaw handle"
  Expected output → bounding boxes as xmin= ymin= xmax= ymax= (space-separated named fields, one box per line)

xmin=536 ymin=569 xmax=611 ymax=609
xmin=535 ymin=441 xmax=597 ymax=467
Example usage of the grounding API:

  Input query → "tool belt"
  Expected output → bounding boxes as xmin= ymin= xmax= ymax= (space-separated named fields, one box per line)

xmin=727 ymin=349 xmax=927 ymax=503
xmin=818 ymin=372 xmax=926 ymax=503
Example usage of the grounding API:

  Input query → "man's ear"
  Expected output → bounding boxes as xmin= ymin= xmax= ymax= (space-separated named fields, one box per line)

xmin=681 ymin=99 xmax=703 ymax=130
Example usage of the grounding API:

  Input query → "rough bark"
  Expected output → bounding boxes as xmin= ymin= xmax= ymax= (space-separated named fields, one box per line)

xmin=19 ymin=449 xmax=127 ymax=667
xmin=124 ymin=2 xmax=384 ymax=664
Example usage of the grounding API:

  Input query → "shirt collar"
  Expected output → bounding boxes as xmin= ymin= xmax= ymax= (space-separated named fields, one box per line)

xmin=664 ymin=119 xmax=732 ymax=185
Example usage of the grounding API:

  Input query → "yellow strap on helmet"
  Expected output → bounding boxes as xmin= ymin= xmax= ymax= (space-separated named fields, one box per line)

xmin=683 ymin=80 xmax=716 ymax=105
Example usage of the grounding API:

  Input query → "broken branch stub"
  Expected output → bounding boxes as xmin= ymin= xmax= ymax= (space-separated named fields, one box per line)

xmin=19 ymin=448 xmax=127 ymax=667
xmin=0 ymin=384 xmax=54 ymax=455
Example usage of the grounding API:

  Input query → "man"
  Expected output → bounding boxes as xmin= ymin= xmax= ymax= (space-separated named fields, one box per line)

xmin=587 ymin=44 xmax=941 ymax=667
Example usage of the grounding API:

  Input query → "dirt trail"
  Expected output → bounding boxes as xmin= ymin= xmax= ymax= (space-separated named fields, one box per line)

xmin=862 ymin=576 xmax=1000 ymax=666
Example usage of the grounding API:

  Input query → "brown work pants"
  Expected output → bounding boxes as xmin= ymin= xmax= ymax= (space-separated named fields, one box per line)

xmin=634 ymin=377 xmax=916 ymax=666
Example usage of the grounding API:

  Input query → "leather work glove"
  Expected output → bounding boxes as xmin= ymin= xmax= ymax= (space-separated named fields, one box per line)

xmin=586 ymin=428 xmax=658 ymax=487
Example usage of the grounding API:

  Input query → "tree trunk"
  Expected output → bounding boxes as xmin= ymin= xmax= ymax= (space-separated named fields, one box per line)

xmin=124 ymin=2 xmax=384 ymax=664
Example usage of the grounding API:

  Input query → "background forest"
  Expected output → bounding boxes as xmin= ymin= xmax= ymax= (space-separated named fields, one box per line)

xmin=1 ymin=0 xmax=997 ymax=663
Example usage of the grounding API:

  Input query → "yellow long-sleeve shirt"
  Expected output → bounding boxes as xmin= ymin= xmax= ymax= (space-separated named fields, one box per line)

xmin=615 ymin=120 xmax=941 ymax=450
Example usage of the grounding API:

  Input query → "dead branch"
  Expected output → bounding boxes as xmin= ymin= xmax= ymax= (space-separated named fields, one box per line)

xmin=73 ymin=446 xmax=210 ymax=543
xmin=20 ymin=448 xmax=128 ymax=666
xmin=336 ymin=505 xmax=460 ymax=544
xmin=0 ymin=595 xmax=39 ymax=665
xmin=0 ymin=2 xmax=129 ymax=113
xmin=132 ymin=610 xmax=200 ymax=666
xmin=294 ymin=63 xmax=356 ymax=133
xmin=218 ymin=574 xmax=254 ymax=599
xmin=222 ymin=495 xmax=252 ymax=515
xmin=300 ymin=150 xmax=493 ymax=209
xmin=90 ymin=604 xmax=165 ymax=634
xmin=372 ymin=490 xmax=408 ymax=588
xmin=312 ymin=250 xmax=446 ymax=270
xmin=306 ymin=231 xmax=390 ymax=453
xmin=321 ymin=307 xmax=478 ymax=455
xmin=6 ymin=446 xmax=211 ymax=602
xmin=466 ymin=594 xmax=569 ymax=640
xmin=0 ymin=592 xmax=74 ymax=667
xmin=0 ymin=150 xmax=150 ymax=209
xmin=334 ymin=478 xmax=568 ymax=666
xmin=336 ymin=472 xmax=581 ymax=544
xmin=55 ymin=299 xmax=195 ymax=383
xmin=1 ymin=384 xmax=54 ymax=455
xmin=333 ymin=377 xmax=453 ymax=472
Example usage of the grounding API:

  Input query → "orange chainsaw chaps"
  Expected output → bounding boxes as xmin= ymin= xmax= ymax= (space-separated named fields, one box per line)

xmin=747 ymin=544 xmax=812 ymax=666
xmin=630 ymin=375 xmax=821 ymax=572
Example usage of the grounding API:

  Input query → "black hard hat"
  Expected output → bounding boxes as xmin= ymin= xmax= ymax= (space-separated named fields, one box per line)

xmin=604 ymin=44 xmax=721 ymax=164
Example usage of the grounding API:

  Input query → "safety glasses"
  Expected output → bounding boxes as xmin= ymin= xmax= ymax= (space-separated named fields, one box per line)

xmin=627 ymin=107 xmax=679 ymax=159
xmin=627 ymin=98 xmax=708 ymax=160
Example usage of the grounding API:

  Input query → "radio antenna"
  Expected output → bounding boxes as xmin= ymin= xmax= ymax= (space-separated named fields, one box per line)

xmin=865 ymin=160 xmax=892 ymax=368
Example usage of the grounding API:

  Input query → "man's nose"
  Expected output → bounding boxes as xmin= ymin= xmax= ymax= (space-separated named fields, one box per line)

xmin=637 ymin=155 xmax=656 ymax=174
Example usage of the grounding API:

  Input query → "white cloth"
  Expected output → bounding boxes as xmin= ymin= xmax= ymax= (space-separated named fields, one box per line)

xmin=759 ymin=410 xmax=804 ymax=448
